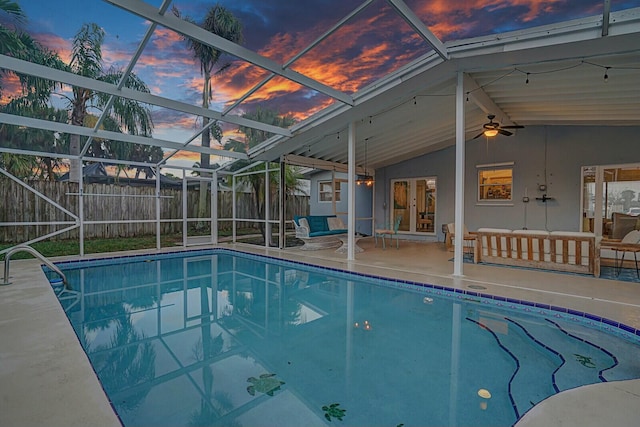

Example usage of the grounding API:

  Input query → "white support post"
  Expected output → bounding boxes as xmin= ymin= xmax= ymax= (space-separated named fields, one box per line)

xmin=454 ymin=72 xmax=466 ymax=276
xmin=156 ymin=167 xmax=161 ymax=249
xmin=347 ymin=122 xmax=356 ymax=260
xmin=279 ymin=159 xmax=286 ymax=249
xmin=265 ymin=164 xmax=270 ymax=248
xmin=182 ymin=171 xmax=187 ymax=247
xmin=79 ymin=167 xmax=84 ymax=256
xmin=232 ymin=175 xmax=237 ymax=243
xmin=212 ymin=171 xmax=218 ymax=244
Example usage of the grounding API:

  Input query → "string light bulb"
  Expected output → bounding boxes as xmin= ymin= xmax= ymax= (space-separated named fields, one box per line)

xmin=525 ymin=73 xmax=530 ymax=84
xmin=604 ymin=67 xmax=610 ymax=82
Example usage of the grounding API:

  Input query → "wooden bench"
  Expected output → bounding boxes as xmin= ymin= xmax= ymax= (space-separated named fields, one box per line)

xmin=474 ymin=228 xmax=600 ymax=277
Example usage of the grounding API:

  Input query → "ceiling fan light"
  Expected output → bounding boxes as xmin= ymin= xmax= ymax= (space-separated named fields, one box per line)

xmin=484 ymin=129 xmax=499 ymax=137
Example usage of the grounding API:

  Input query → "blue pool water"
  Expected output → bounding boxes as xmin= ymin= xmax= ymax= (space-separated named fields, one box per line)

xmin=50 ymin=249 xmax=640 ymax=427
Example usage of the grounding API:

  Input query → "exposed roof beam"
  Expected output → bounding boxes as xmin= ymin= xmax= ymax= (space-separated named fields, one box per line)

xmin=0 ymin=146 xmax=173 ymax=170
xmin=0 ymin=113 xmax=248 ymax=159
xmin=463 ymin=73 xmax=513 ymax=125
xmin=283 ymin=154 xmax=367 ymax=174
xmin=104 ymin=0 xmax=354 ymax=106
xmin=0 ymin=55 xmax=291 ymax=137
xmin=387 ymin=0 xmax=448 ymax=60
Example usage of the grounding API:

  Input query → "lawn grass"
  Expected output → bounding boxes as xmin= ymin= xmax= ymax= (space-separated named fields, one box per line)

xmin=0 ymin=235 xmax=182 ymax=260
xmin=0 ymin=228 xmax=301 ymax=260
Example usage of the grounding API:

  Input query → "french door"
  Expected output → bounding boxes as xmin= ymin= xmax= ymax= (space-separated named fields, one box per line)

xmin=391 ymin=177 xmax=436 ymax=234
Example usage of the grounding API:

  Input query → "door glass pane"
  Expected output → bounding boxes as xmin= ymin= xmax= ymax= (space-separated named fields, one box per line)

xmin=582 ymin=165 xmax=640 ymax=237
xmin=393 ymin=180 xmax=410 ymax=231
xmin=581 ymin=167 xmax=595 ymax=232
xmin=415 ymin=179 xmax=436 ymax=233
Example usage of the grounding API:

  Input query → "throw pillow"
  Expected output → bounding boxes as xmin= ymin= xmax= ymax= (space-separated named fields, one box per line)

xmin=327 ymin=216 xmax=345 ymax=230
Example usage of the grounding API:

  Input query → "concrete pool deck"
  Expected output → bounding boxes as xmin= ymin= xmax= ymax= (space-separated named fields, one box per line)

xmin=1 ymin=239 xmax=640 ymax=426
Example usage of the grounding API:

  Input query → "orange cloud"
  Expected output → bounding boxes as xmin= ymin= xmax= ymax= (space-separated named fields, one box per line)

xmin=151 ymin=27 xmax=185 ymax=50
xmin=0 ymin=74 xmax=22 ymax=105
xmin=33 ymin=32 xmax=72 ymax=63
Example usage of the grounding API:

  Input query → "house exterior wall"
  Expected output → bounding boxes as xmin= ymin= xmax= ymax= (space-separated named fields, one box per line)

xmin=309 ymin=170 xmax=373 ymax=235
xmin=375 ymin=125 xmax=640 ymax=241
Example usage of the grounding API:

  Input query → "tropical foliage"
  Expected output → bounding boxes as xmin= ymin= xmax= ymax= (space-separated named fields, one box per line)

xmin=64 ymin=23 xmax=159 ymax=181
xmin=225 ymin=107 xmax=304 ymax=245
xmin=173 ymin=3 xmax=243 ymax=225
xmin=1 ymin=3 xmax=159 ymax=181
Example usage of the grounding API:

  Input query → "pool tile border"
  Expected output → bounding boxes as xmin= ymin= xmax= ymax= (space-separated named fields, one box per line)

xmin=45 ymin=247 xmax=640 ymax=344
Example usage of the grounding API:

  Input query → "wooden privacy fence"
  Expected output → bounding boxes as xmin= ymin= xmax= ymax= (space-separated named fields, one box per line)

xmin=0 ymin=178 xmax=309 ymax=243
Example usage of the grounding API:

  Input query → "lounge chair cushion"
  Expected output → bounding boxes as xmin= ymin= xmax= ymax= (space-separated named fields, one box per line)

xmin=307 ymin=215 xmax=329 ymax=232
xmin=611 ymin=212 xmax=640 ymax=239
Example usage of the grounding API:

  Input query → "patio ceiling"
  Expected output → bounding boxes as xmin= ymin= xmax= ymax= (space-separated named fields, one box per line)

xmin=0 ymin=1 xmax=639 ymax=173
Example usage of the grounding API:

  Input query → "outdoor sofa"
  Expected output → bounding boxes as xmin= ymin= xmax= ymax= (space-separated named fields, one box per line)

xmin=474 ymin=228 xmax=600 ymax=277
xmin=293 ymin=215 xmax=348 ymax=250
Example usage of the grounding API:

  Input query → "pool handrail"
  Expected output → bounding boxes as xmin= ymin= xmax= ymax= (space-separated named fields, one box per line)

xmin=1 ymin=245 xmax=68 ymax=287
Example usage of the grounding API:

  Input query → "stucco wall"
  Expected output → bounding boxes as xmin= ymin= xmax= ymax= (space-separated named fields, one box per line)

xmin=309 ymin=170 xmax=373 ymax=235
xmin=375 ymin=125 xmax=640 ymax=241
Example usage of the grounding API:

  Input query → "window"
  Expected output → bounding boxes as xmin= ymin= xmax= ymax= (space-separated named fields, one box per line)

xmin=478 ymin=165 xmax=513 ymax=201
xmin=318 ymin=180 xmax=341 ymax=202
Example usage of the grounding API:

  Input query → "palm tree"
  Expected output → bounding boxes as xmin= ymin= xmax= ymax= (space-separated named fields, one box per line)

xmin=65 ymin=23 xmax=154 ymax=182
xmin=0 ymin=0 xmax=26 ymax=63
xmin=0 ymin=100 xmax=68 ymax=179
xmin=0 ymin=1 xmax=68 ymax=179
xmin=173 ymin=4 xmax=243 ymax=228
xmin=225 ymin=108 xmax=304 ymax=246
xmin=1 ymin=0 xmax=66 ymax=104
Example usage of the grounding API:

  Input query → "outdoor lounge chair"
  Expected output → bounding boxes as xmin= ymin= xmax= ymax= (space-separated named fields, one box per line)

xmin=375 ymin=215 xmax=402 ymax=249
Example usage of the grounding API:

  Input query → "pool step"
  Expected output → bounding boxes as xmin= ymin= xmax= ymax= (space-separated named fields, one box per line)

xmin=468 ymin=316 xmax=619 ymax=418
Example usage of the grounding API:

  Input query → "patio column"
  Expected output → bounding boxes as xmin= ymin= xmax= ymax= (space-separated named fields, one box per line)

xmin=79 ymin=165 xmax=84 ymax=257
xmin=279 ymin=159 xmax=286 ymax=249
xmin=453 ymin=71 xmax=466 ymax=276
xmin=347 ymin=122 xmax=357 ymax=260
xmin=212 ymin=170 xmax=218 ymax=245
xmin=156 ymin=167 xmax=161 ymax=249
xmin=265 ymin=165 xmax=270 ymax=248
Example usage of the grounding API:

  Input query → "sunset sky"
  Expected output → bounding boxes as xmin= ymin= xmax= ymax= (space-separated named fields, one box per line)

xmin=5 ymin=0 xmax=640 ymax=168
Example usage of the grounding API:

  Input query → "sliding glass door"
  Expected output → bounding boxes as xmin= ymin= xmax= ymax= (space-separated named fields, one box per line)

xmin=581 ymin=164 xmax=640 ymax=237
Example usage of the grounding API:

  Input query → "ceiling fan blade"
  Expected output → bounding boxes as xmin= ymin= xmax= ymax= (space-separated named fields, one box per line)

xmin=498 ymin=129 xmax=513 ymax=136
xmin=501 ymin=125 xmax=525 ymax=129
xmin=472 ymin=132 xmax=484 ymax=139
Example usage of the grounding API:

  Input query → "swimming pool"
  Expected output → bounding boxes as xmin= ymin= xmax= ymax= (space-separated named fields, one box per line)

xmin=49 ymin=249 xmax=640 ymax=427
